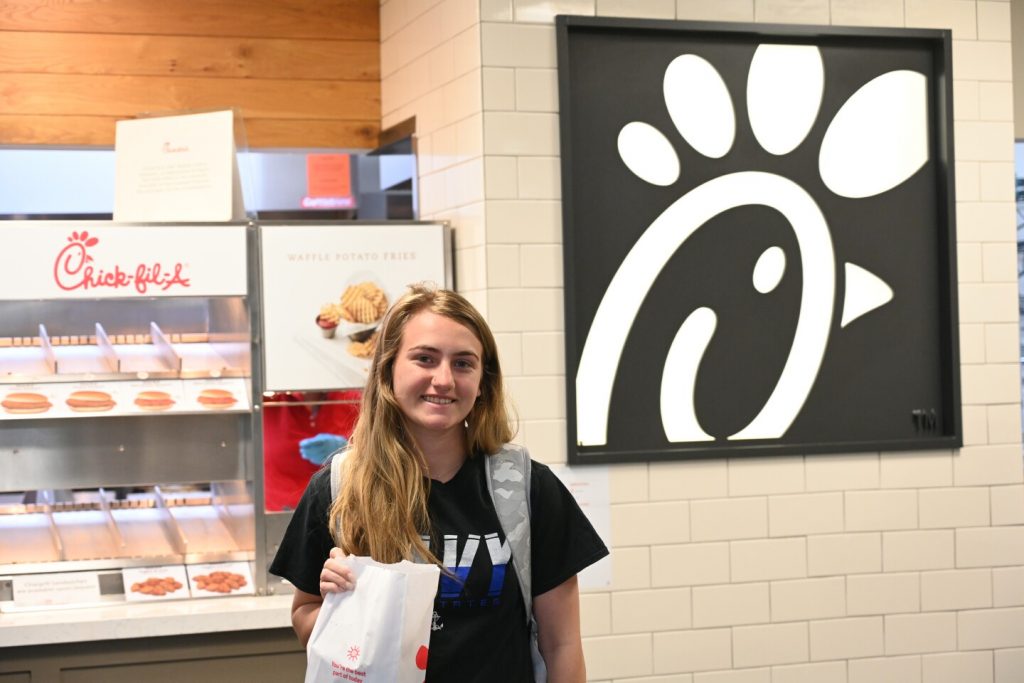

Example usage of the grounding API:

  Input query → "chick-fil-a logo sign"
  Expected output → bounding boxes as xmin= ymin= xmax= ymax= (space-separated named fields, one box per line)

xmin=53 ymin=230 xmax=191 ymax=294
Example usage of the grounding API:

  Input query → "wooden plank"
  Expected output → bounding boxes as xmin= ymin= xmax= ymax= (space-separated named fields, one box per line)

xmin=244 ymin=118 xmax=379 ymax=149
xmin=0 ymin=31 xmax=379 ymax=81
xmin=0 ymin=113 xmax=116 ymax=145
xmin=0 ymin=114 xmax=380 ymax=148
xmin=0 ymin=73 xmax=380 ymax=120
xmin=0 ymin=0 xmax=379 ymax=41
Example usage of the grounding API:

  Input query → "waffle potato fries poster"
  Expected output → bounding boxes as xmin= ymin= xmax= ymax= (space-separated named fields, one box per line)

xmin=260 ymin=224 xmax=450 ymax=391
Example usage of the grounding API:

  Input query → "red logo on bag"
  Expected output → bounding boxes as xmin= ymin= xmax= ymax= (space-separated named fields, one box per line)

xmin=347 ymin=645 xmax=361 ymax=662
xmin=416 ymin=645 xmax=428 ymax=670
xmin=53 ymin=231 xmax=191 ymax=294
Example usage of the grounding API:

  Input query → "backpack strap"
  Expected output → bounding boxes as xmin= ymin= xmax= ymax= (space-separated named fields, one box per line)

xmin=485 ymin=444 xmax=546 ymax=682
xmin=484 ymin=444 xmax=532 ymax=616
xmin=329 ymin=446 xmax=348 ymax=501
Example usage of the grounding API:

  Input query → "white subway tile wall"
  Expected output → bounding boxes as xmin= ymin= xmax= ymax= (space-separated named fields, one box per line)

xmin=675 ymin=0 xmax=754 ymax=21
xmin=770 ymin=576 xmax=847 ymax=622
xmin=879 ymin=450 xmax=954 ymax=488
xmin=959 ymin=242 xmax=984 ymax=282
xmin=882 ymin=530 xmax=956 ymax=571
xmin=807 ymin=532 xmax=882 ymax=576
xmin=958 ymin=201 xmax=1017 ymax=242
xmin=609 ymin=463 xmax=649 ymax=503
xmin=921 ymin=568 xmax=993 ymax=611
xmin=597 ymin=0 xmax=676 ymax=20
xmin=652 ymin=542 xmax=731 ymax=587
xmin=979 ymin=162 xmax=1016 ymax=202
xmin=923 ymin=651 xmax=995 ymax=683
xmin=730 ymin=537 xmax=807 ymax=582
xmin=993 ymin=566 xmax=1024 ymax=606
xmin=847 ymin=655 xmax=921 ymax=683
xmin=986 ymin=324 xmax=1022 ymax=363
xmin=809 ymin=616 xmax=885 ymax=660
xmin=957 ymin=159 xmax=982 ymax=200
xmin=846 ymin=572 xmax=921 ymax=615
xmin=918 ymin=486 xmax=991 ymax=528
xmin=732 ymin=621 xmax=810 ymax=667
xmin=755 ymin=0 xmax=830 ymax=24
xmin=768 ymin=492 xmax=845 ymax=537
xmin=963 ymin=404 xmax=989 ymax=445
xmin=831 ymin=0 xmax=904 ymax=26
xmin=652 ymin=627 xmax=733 ymax=673
xmin=956 ymin=79 xmax=981 ymax=120
xmin=980 ymin=81 xmax=1014 ymax=121
xmin=613 ymin=587 xmax=693 ymax=633
xmin=380 ymin=0 xmax=1024 ymax=679
xmin=580 ymin=591 xmax=611 ymax=636
xmin=998 ymin=649 xmax=1024 ymax=683
xmin=906 ymin=0 xmax=978 ymax=38
xmin=992 ymin=484 xmax=1024 ymax=525
xmin=728 ymin=456 xmax=805 ymax=496
xmin=770 ymin=661 xmax=846 ymax=683
xmin=610 ymin=545 xmax=652 ymax=590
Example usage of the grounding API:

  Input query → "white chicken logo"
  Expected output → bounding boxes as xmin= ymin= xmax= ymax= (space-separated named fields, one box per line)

xmin=576 ymin=45 xmax=927 ymax=447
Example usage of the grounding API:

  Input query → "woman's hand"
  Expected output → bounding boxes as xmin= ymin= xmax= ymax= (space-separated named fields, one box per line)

xmin=292 ymin=547 xmax=358 ymax=647
xmin=320 ymin=546 xmax=356 ymax=597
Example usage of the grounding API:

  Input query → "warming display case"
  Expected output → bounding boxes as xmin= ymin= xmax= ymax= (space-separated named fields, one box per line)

xmin=0 ymin=220 xmax=454 ymax=614
xmin=0 ymin=221 xmax=256 ymax=611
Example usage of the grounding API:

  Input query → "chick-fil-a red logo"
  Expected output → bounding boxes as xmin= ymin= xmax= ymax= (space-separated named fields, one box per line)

xmin=53 ymin=230 xmax=191 ymax=294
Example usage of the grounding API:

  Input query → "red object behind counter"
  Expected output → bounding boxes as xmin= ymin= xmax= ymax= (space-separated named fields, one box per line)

xmin=262 ymin=390 xmax=360 ymax=512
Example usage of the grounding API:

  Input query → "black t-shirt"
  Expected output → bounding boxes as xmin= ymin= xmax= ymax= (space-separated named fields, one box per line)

xmin=269 ymin=449 xmax=609 ymax=683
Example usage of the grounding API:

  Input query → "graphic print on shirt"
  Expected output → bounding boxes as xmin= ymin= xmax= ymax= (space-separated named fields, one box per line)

xmin=434 ymin=531 xmax=512 ymax=608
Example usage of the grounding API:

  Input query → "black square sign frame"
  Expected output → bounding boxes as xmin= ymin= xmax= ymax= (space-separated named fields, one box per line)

xmin=557 ymin=16 xmax=961 ymax=465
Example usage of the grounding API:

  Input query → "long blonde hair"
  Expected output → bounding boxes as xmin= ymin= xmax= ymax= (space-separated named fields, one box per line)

xmin=328 ymin=284 xmax=515 ymax=564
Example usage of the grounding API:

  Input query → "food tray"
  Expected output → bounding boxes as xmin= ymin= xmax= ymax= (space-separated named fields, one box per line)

xmin=0 ymin=348 xmax=53 ymax=380
xmin=113 ymin=344 xmax=177 ymax=375
xmin=111 ymin=508 xmax=178 ymax=558
xmin=0 ymin=514 xmax=60 ymax=564
xmin=170 ymin=506 xmax=246 ymax=555
xmin=52 ymin=345 xmax=115 ymax=375
xmin=52 ymin=510 xmax=121 ymax=561
xmin=176 ymin=343 xmax=236 ymax=377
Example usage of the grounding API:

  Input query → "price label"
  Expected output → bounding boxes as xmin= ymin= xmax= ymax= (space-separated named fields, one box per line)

xmin=12 ymin=571 xmax=101 ymax=608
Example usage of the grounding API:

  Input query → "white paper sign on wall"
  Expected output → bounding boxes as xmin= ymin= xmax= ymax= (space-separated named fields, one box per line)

xmin=114 ymin=110 xmax=245 ymax=222
xmin=550 ymin=464 xmax=612 ymax=590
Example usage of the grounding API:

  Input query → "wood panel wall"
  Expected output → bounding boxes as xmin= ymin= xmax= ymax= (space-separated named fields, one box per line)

xmin=0 ymin=0 xmax=381 ymax=148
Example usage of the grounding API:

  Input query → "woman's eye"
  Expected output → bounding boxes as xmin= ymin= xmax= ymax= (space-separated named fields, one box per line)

xmin=454 ymin=359 xmax=475 ymax=370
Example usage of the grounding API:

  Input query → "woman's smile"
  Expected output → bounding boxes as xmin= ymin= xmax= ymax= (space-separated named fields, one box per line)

xmin=392 ymin=310 xmax=484 ymax=444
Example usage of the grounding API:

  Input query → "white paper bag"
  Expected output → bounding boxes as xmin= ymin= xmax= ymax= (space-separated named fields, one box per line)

xmin=305 ymin=556 xmax=440 ymax=683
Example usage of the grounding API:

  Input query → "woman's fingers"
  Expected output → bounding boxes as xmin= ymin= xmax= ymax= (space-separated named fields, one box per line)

xmin=319 ymin=547 xmax=356 ymax=596
xmin=320 ymin=566 xmax=354 ymax=591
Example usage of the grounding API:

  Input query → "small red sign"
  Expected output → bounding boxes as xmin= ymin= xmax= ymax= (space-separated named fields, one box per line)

xmin=306 ymin=154 xmax=352 ymax=199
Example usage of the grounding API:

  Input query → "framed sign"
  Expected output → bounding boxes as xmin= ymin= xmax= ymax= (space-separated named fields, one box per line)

xmin=557 ymin=17 xmax=960 ymax=464
xmin=259 ymin=222 xmax=451 ymax=391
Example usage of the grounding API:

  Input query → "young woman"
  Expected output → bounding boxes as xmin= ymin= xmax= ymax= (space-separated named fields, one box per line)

xmin=270 ymin=284 xmax=608 ymax=682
